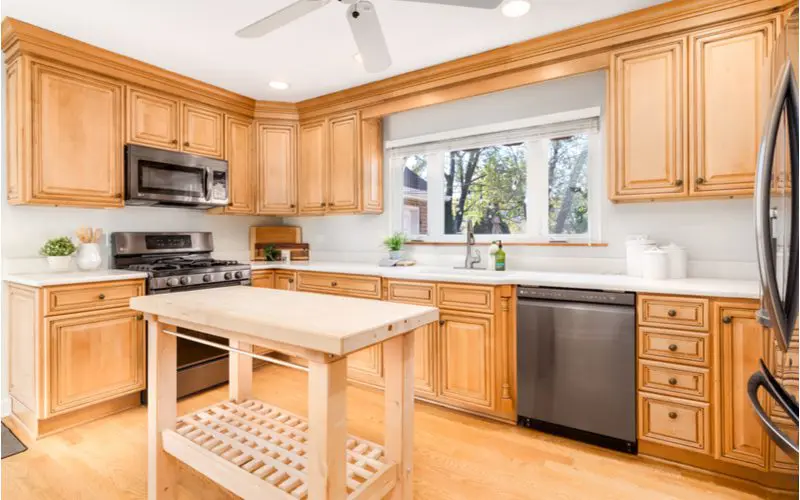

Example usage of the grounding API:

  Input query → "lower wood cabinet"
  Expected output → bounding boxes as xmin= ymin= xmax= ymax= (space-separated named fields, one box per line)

xmin=413 ymin=322 xmax=438 ymax=399
xmin=251 ymin=270 xmax=275 ymax=288
xmin=274 ymin=271 xmax=296 ymax=291
xmin=437 ymin=312 xmax=495 ymax=412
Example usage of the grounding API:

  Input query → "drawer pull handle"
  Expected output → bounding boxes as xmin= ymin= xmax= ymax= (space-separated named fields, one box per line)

xmin=668 ymin=411 xmax=678 ymax=419
xmin=136 ymin=313 xmax=144 ymax=321
xmin=667 ymin=309 xmax=677 ymax=317
xmin=98 ymin=293 xmax=106 ymax=300
xmin=696 ymin=177 xmax=705 ymax=184
xmin=288 ymin=278 xmax=294 ymax=283
xmin=439 ymin=320 xmax=446 ymax=326
xmin=668 ymin=344 xmax=678 ymax=352
xmin=171 ymin=139 xmax=178 ymax=145
xmin=668 ymin=377 xmax=678 ymax=385
xmin=331 ymin=281 xmax=338 ymax=287
xmin=722 ymin=315 xmax=732 ymax=324
xmin=183 ymin=141 xmax=190 ymax=147
xmin=675 ymin=179 xmax=683 ymax=187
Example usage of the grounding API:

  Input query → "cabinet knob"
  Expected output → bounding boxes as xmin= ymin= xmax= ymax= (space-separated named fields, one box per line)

xmin=98 ymin=293 xmax=106 ymax=300
xmin=439 ymin=319 xmax=446 ymax=326
xmin=290 ymin=204 xmax=296 ymax=209
xmin=136 ymin=313 xmax=144 ymax=321
xmin=675 ymin=179 xmax=683 ymax=187
xmin=331 ymin=281 xmax=338 ymax=287
xmin=329 ymin=202 xmax=335 ymax=207
xmin=668 ymin=344 xmax=678 ymax=352
xmin=288 ymin=278 xmax=294 ymax=283
xmin=183 ymin=141 xmax=190 ymax=147
xmin=668 ymin=411 xmax=678 ymax=419
xmin=319 ymin=202 xmax=325 ymax=207
xmin=668 ymin=377 xmax=678 ymax=386
xmin=722 ymin=315 xmax=732 ymax=324
xmin=667 ymin=309 xmax=677 ymax=317
xmin=171 ymin=139 xmax=178 ymax=145
xmin=696 ymin=177 xmax=705 ymax=184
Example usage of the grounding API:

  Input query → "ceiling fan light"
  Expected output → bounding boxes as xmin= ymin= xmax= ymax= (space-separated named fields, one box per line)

xmin=268 ymin=81 xmax=290 ymax=90
xmin=501 ymin=0 xmax=530 ymax=18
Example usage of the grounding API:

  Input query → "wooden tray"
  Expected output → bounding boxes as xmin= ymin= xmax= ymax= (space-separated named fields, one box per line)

xmin=250 ymin=226 xmax=302 ymax=261
xmin=254 ymin=243 xmax=310 ymax=262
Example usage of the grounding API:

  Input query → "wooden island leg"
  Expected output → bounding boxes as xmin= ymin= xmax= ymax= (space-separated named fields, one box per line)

xmin=308 ymin=356 xmax=348 ymax=500
xmin=147 ymin=316 xmax=177 ymax=500
xmin=229 ymin=340 xmax=253 ymax=402
xmin=384 ymin=332 xmax=415 ymax=500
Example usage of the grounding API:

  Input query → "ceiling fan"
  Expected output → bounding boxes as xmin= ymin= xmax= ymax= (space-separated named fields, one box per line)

xmin=236 ymin=0 xmax=505 ymax=73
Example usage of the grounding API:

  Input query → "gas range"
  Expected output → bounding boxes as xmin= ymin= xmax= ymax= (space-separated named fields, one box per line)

xmin=110 ymin=232 xmax=251 ymax=293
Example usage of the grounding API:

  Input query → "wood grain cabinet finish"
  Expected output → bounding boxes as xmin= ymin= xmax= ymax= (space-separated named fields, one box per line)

xmin=638 ymin=327 xmax=709 ymax=366
xmin=715 ymin=301 xmax=771 ymax=470
xmin=43 ymin=280 xmax=143 ymax=316
xmin=127 ymin=87 xmax=179 ymax=150
xmin=327 ymin=112 xmax=361 ymax=213
xmin=250 ymin=270 xmax=274 ymax=289
xmin=274 ymin=271 xmax=297 ymax=291
xmin=221 ymin=116 xmax=256 ymax=215
xmin=46 ymin=308 xmax=145 ymax=416
xmin=638 ymin=295 xmax=708 ymax=331
xmin=688 ymin=17 xmax=774 ymax=196
xmin=437 ymin=284 xmax=495 ymax=314
xmin=638 ymin=359 xmax=710 ymax=402
xmin=298 ymin=120 xmax=328 ymax=215
xmin=438 ymin=313 xmax=495 ymax=412
xmin=639 ymin=392 xmax=710 ymax=454
xmin=295 ymin=271 xmax=382 ymax=299
xmin=609 ymin=36 xmax=687 ymax=201
xmin=181 ymin=102 xmax=224 ymax=159
xmin=257 ymin=121 xmax=297 ymax=215
xmin=14 ymin=60 xmax=125 ymax=208
xmin=361 ymin=117 xmax=384 ymax=213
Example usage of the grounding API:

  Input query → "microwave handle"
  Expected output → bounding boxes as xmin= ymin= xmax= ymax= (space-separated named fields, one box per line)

xmin=205 ymin=167 xmax=214 ymax=203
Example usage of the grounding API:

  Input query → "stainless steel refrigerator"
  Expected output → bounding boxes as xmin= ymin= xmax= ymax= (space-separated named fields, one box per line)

xmin=749 ymin=7 xmax=799 ymax=461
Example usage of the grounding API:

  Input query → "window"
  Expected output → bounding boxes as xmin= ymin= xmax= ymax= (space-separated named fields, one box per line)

xmin=389 ymin=108 xmax=601 ymax=242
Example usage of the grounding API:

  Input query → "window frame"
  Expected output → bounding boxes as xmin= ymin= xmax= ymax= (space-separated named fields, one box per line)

xmin=388 ymin=108 xmax=603 ymax=244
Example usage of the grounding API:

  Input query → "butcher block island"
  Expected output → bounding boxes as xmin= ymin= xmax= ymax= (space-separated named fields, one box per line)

xmin=130 ymin=286 xmax=438 ymax=500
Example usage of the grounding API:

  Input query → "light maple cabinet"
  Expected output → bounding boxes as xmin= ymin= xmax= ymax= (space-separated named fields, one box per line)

xmin=609 ymin=36 xmax=687 ymax=201
xmin=438 ymin=312 xmax=495 ymax=412
xmin=327 ymin=113 xmax=361 ymax=213
xmin=6 ymin=58 xmax=124 ymax=208
xmin=127 ymin=87 xmax=179 ymax=150
xmin=6 ymin=280 xmax=146 ymax=440
xmin=274 ymin=271 xmax=297 ymax=291
xmin=298 ymin=119 xmax=329 ymax=215
xmin=223 ymin=116 xmax=256 ymax=214
xmin=608 ymin=15 xmax=776 ymax=202
xmin=181 ymin=102 xmax=224 ymax=159
xmin=257 ymin=121 xmax=298 ymax=215
xmin=251 ymin=270 xmax=275 ymax=288
xmin=688 ymin=17 xmax=774 ymax=195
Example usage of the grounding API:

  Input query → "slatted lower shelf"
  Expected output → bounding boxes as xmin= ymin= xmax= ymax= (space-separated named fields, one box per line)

xmin=162 ymin=399 xmax=396 ymax=500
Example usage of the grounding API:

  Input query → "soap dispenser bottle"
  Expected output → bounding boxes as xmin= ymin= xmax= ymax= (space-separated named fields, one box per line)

xmin=494 ymin=241 xmax=506 ymax=271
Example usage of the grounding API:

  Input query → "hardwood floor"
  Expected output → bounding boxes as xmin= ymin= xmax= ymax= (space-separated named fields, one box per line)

xmin=1 ymin=364 xmax=790 ymax=499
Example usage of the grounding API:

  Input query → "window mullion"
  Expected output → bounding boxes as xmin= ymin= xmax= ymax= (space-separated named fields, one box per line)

xmin=526 ymin=138 xmax=548 ymax=239
xmin=427 ymin=150 xmax=446 ymax=240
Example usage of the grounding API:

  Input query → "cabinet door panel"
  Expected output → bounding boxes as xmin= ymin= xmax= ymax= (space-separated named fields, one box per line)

xmin=361 ymin=117 xmax=383 ymax=213
xmin=414 ymin=324 xmax=438 ymax=398
xmin=689 ymin=18 xmax=773 ymax=195
xmin=251 ymin=270 xmax=274 ymax=288
xmin=298 ymin=120 xmax=327 ymax=214
xmin=47 ymin=309 xmax=145 ymax=415
xmin=182 ymin=103 xmax=224 ymax=158
xmin=716 ymin=302 xmax=770 ymax=470
xmin=610 ymin=37 xmax=687 ymax=200
xmin=348 ymin=345 xmax=383 ymax=387
xmin=438 ymin=313 xmax=494 ymax=411
xmin=224 ymin=116 xmax=255 ymax=214
xmin=127 ymin=88 xmax=179 ymax=150
xmin=274 ymin=271 xmax=297 ymax=291
xmin=33 ymin=61 xmax=123 ymax=207
xmin=257 ymin=122 xmax=297 ymax=215
xmin=328 ymin=113 xmax=360 ymax=213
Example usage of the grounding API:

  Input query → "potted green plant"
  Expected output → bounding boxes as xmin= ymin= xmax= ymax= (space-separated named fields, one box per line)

xmin=383 ymin=232 xmax=407 ymax=260
xmin=40 ymin=237 xmax=77 ymax=272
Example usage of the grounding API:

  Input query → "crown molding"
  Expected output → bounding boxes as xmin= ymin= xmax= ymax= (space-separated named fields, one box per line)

xmin=254 ymin=101 xmax=299 ymax=121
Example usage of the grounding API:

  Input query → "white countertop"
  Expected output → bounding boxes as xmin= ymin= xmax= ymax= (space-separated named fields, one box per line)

xmin=251 ymin=261 xmax=761 ymax=299
xmin=4 ymin=269 xmax=149 ymax=287
xmin=131 ymin=287 xmax=438 ymax=356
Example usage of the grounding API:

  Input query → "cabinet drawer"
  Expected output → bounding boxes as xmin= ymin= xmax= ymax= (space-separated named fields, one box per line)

xmin=638 ymin=295 xmax=708 ymax=331
xmin=437 ymin=284 xmax=494 ymax=313
xmin=251 ymin=270 xmax=274 ymax=289
xmin=44 ymin=280 xmax=144 ymax=316
xmin=774 ymin=346 xmax=798 ymax=381
xmin=386 ymin=280 xmax=436 ymax=306
xmin=639 ymin=393 xmax=710 ymax=454
xmin=639 ymin=327 xmax=709 ymax=366
xmin=296 ymin=272 xmax=381 ymax=299
xmin=638 ymin=360 xmax=709 ymax=401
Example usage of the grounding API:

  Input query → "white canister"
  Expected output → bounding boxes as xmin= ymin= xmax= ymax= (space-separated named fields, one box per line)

xmin=76 ymin=243 xmax=102 ymax=271
xmin=642 ymin=247 xmax=670 ymax=280
xmin=47 ymin=255 xmax=72 ymax=272
xmin=663 ymin=243 xmax=688 ymax=279
xmin=280 ymin=249 xmax=292 ymax=264
xmin=626 ymin=236 xmax=656 ymax=277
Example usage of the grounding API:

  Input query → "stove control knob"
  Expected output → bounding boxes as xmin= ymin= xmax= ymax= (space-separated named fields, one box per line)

xmin=166 ymin=278 xmax=179 ymax=287
xmin=203 ymin=274 xmax=212 ymax=283
xmin=224 ymin=272 xmax=233 ymax=280
xmin=234 ymin=271 xmax=243 ymax=279
xmin=179 ymin=276 xmax=190 ymax=286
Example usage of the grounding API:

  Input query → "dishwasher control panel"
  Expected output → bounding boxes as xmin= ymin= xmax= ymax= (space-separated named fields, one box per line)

xmin=517 ymin=286 xmax=635 ymax=306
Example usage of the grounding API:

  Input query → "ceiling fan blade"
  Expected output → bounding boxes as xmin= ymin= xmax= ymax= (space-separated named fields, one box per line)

xmin=347 ymin=1 xmax=391 ymax=73
xmin=392 ymin=0 xmax=503 ymax=9
xmin=236 ymin=0 xmax=331 ymax=38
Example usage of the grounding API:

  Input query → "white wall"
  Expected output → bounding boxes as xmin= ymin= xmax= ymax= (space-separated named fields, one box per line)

xmin=286 ymin=71 xmax=758 ymax=278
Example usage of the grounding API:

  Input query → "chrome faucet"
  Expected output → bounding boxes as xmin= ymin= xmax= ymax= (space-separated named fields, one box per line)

xmin=461 ymin=220 xmax=483 ymax=269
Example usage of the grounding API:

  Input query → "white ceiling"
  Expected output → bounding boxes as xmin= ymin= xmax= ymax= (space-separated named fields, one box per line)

xmin=1 ymin=0 xmax=668 ymax=101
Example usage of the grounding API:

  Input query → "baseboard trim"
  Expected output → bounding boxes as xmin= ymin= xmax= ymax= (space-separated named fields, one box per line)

xmin=2 ymin=397 xmax=10 ymax=418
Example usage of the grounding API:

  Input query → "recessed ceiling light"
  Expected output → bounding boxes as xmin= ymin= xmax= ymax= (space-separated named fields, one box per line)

xmin=354 ymin=52 xmax=363 ymax=64
xmin=268 ymin=81 xmax=289 ymax=90
xmin=501 ymin=0 xmax=530 ymax=18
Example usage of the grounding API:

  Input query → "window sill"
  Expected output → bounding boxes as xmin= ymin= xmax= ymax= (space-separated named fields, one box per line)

xmin=405 ymin=241 xmax=607 ymax=247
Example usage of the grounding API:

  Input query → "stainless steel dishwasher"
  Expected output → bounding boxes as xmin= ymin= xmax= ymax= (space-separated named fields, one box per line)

xmin=516 ymin=286 xmax=636 ymax=453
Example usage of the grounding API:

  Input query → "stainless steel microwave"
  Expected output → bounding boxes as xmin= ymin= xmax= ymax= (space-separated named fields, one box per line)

xmin=125 ymin=144 xmax=229 ymax=208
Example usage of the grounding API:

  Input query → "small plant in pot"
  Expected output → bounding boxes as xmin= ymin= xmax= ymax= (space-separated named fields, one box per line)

xmin=40 ymin=237 xmax=77 ymax=272
xmin=383 ymin=232 xmax=407 ymax=260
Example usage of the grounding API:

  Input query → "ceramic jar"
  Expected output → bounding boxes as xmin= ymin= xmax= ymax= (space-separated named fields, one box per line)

xmin=76 ymin=243 xmax=102 ymax=271
xmin=47 ymin=255 xmax=72 ymax=272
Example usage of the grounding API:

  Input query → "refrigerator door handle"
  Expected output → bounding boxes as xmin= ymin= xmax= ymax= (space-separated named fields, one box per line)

xmin=748 ymin=360 xmax=799 ymax=461
xmin=754 ymin=60 xmax=799 ymax=352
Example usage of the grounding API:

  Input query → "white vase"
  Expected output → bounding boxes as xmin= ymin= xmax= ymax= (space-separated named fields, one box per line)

xmin=389 ymin=250 xmax=403 ymax=260
xmin=47 ymin=255 xmax=72 ymax=272
xmin=76 ymin=243 xmax=102 ymax=271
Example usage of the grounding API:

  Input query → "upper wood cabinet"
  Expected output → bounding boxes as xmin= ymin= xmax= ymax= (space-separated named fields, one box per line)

xmin=127 ymin=88 xmax=179 ymax=150
xmin=298 ymin=119 xmax=328 ymax=215
xmin=181 ymin=102 xmax=224 ymax=159
xmin=608 ymin=14 xmax=776 ymax=203
xmin=689 ymin=17 xmax=774 ymax=195
xmin=6 ymin=59 xmax=125 ymax=208
xmin=609 ymin=37 xmax=687 ymax=201
xmin=257 ymin=121 xmax=298 ymax=215
xmin=327 ymin=113 xmax=361 ymax=213
xmin=223 ymin=116 xmax=256 ymax=215
xmin=361 ymin=117 xmax=384 ymax=213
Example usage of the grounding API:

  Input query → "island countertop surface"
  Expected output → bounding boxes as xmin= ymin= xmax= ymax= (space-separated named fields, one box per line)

xmin=130 ymin=286 xmax=439 ymax=356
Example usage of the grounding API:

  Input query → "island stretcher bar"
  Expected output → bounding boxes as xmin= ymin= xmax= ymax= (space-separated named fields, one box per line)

xmin=130 ymin=287 xmax=439 ymax=500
